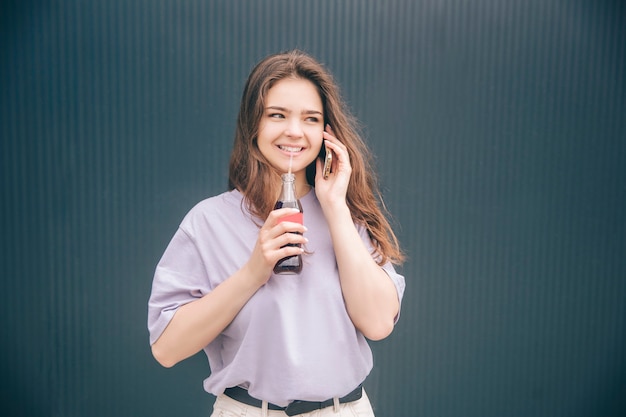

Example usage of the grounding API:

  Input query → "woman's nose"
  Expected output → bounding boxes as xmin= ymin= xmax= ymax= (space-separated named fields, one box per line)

xmin=285 ymin=118 xmax=303 ymax=138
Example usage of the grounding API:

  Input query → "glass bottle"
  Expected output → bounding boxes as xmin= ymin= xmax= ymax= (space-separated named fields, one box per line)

xmin=273 ymin=173 xmax=303 ymax=274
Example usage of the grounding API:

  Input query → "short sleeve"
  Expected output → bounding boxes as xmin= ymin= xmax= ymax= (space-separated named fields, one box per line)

xmin=147 ymin=227 xmax=210 ymax=345
xmin=356 ymin=224 xmax=406 ymax=323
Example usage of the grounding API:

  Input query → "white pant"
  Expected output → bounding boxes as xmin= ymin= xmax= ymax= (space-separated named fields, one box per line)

xmin=210 ymin=389 xmax=375 ymax=417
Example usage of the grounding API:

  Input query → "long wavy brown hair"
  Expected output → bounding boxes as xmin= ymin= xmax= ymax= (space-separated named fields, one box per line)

xmin=228 ymin=50 xmax=404 ymax=265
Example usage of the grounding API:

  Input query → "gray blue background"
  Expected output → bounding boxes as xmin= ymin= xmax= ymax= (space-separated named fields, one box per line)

xmin=1 ymin=1 xmax=624 ymax=416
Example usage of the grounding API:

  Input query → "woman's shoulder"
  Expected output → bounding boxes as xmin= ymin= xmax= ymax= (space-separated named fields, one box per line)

xmin=192 ymin=189 xmax=242 ymax=210
xmin=181 ymin=189 xmax=246 ymax=228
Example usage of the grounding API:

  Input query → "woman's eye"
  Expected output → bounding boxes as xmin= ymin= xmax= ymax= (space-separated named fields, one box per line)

xmin=306 ymin=116 xmax=320 ymax=122
xmin=269 ymin=113 xmax=284 ymax=119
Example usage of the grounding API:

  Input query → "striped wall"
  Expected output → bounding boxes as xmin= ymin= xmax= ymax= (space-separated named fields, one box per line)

xmin=1 ymin=1 xmax=624 ymax=416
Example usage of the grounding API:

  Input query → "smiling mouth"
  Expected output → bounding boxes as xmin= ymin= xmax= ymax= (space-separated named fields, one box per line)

xmin=279 ymin=145 xmax=303 ymax=153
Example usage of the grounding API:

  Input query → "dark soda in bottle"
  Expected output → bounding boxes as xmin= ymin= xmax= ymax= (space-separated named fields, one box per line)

xmin=273 ymin=173 xmax=303 ymax=274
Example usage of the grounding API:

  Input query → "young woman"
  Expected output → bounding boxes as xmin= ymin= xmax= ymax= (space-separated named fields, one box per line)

xmin=148 ymin=50 xmax=406 ymax=417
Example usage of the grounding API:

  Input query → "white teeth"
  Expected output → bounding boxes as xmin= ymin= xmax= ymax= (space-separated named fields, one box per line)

xmin=279 ymin=145 xmax=303 ymax=152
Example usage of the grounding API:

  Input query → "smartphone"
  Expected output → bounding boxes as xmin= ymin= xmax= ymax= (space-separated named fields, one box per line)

xmin=321 ymin=142 xmax=333 ymax=179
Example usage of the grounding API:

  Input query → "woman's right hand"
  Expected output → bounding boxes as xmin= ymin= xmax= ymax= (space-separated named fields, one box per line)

xmin=245 ymin=207 xmax=307 ymax=285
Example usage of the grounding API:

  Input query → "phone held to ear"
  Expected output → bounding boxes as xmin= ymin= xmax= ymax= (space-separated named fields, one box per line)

xmin=321 ymin=142 xmax=332 ymax=179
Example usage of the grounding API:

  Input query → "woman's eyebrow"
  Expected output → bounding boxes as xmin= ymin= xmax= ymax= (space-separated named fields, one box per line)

xmin=266 ymin=106 xmax=288 ymax=112
xmin=266 ymin=106 xmax=322 ymax=115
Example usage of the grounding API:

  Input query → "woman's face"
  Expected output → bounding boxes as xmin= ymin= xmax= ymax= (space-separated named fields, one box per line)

xmin=257 ymin=77 xmax=324 ymax=179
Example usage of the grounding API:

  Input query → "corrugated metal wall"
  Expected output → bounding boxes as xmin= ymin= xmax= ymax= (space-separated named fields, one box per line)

xmin=1 ymin=1 xmax=624 ymax=416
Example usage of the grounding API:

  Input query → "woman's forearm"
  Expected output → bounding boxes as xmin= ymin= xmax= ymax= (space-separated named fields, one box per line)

xmin=325 ymin=204 xmax=400 ymax=340
xmin=151 ymin=265 xmax=263 ymax=368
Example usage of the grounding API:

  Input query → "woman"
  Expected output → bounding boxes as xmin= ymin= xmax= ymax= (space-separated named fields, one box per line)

xmin=148 ymin=49 xmax=406 ymax=417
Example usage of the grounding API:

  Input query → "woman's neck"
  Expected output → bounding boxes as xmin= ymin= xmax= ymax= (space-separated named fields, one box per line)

xmin=296 ymin=183 xmax=311 ymax=199
xmin=293 ymin=172 xmax=311 ymax=199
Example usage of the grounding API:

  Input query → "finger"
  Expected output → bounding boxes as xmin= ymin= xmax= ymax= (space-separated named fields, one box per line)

xmin=275 ymin=221 xmax=307 ymax=236
xmin=264 ymin=209 xmax=307 ymax=242
xmin=258 ymin=210 xmax=298 ymax=246
xmin=256 ymin=229 xmax=305 ymax=265
xmin=323 ymin=125 xmax=346 ymax=149
xmin=274 ymin=230 xmax=308 ymax=248
xmin=322 ymin=138 xmax=349 ymax=170
xmin=266 ymin=208 xmax=302 ymax=227
xmin=275 ymin=244 xmax=305 ymax=261
xmin=322 ymin=129 xmax=338 ymax=144
xmin=323 ymin=134 xmax=348 ymax=155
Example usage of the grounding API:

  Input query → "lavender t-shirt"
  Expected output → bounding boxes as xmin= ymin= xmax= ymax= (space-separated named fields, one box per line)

xmin=148 ymin=189 xmax=405 ymax=406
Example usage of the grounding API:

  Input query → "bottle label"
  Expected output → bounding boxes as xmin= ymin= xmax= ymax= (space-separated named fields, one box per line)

xmin=278 ymin=212 xmax=303 ymax=225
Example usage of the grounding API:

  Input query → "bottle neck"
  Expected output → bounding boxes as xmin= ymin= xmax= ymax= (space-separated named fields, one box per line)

xmin=279 ymin=174 xmax=297 ymax=202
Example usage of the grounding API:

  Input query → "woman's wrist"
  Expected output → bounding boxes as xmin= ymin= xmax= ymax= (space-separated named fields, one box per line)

xmin=239 ymin=261 xmax=271 ymax=290
xmin=322 ymin=201 xmax=352 ymax=227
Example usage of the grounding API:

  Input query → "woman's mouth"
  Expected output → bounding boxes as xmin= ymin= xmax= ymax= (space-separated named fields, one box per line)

xmin=278 ymin=145 xmax=304 ymax=153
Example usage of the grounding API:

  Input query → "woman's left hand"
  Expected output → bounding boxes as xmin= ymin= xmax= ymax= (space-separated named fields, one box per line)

xmin=314 ymin=125 xmax=351 ymax=210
